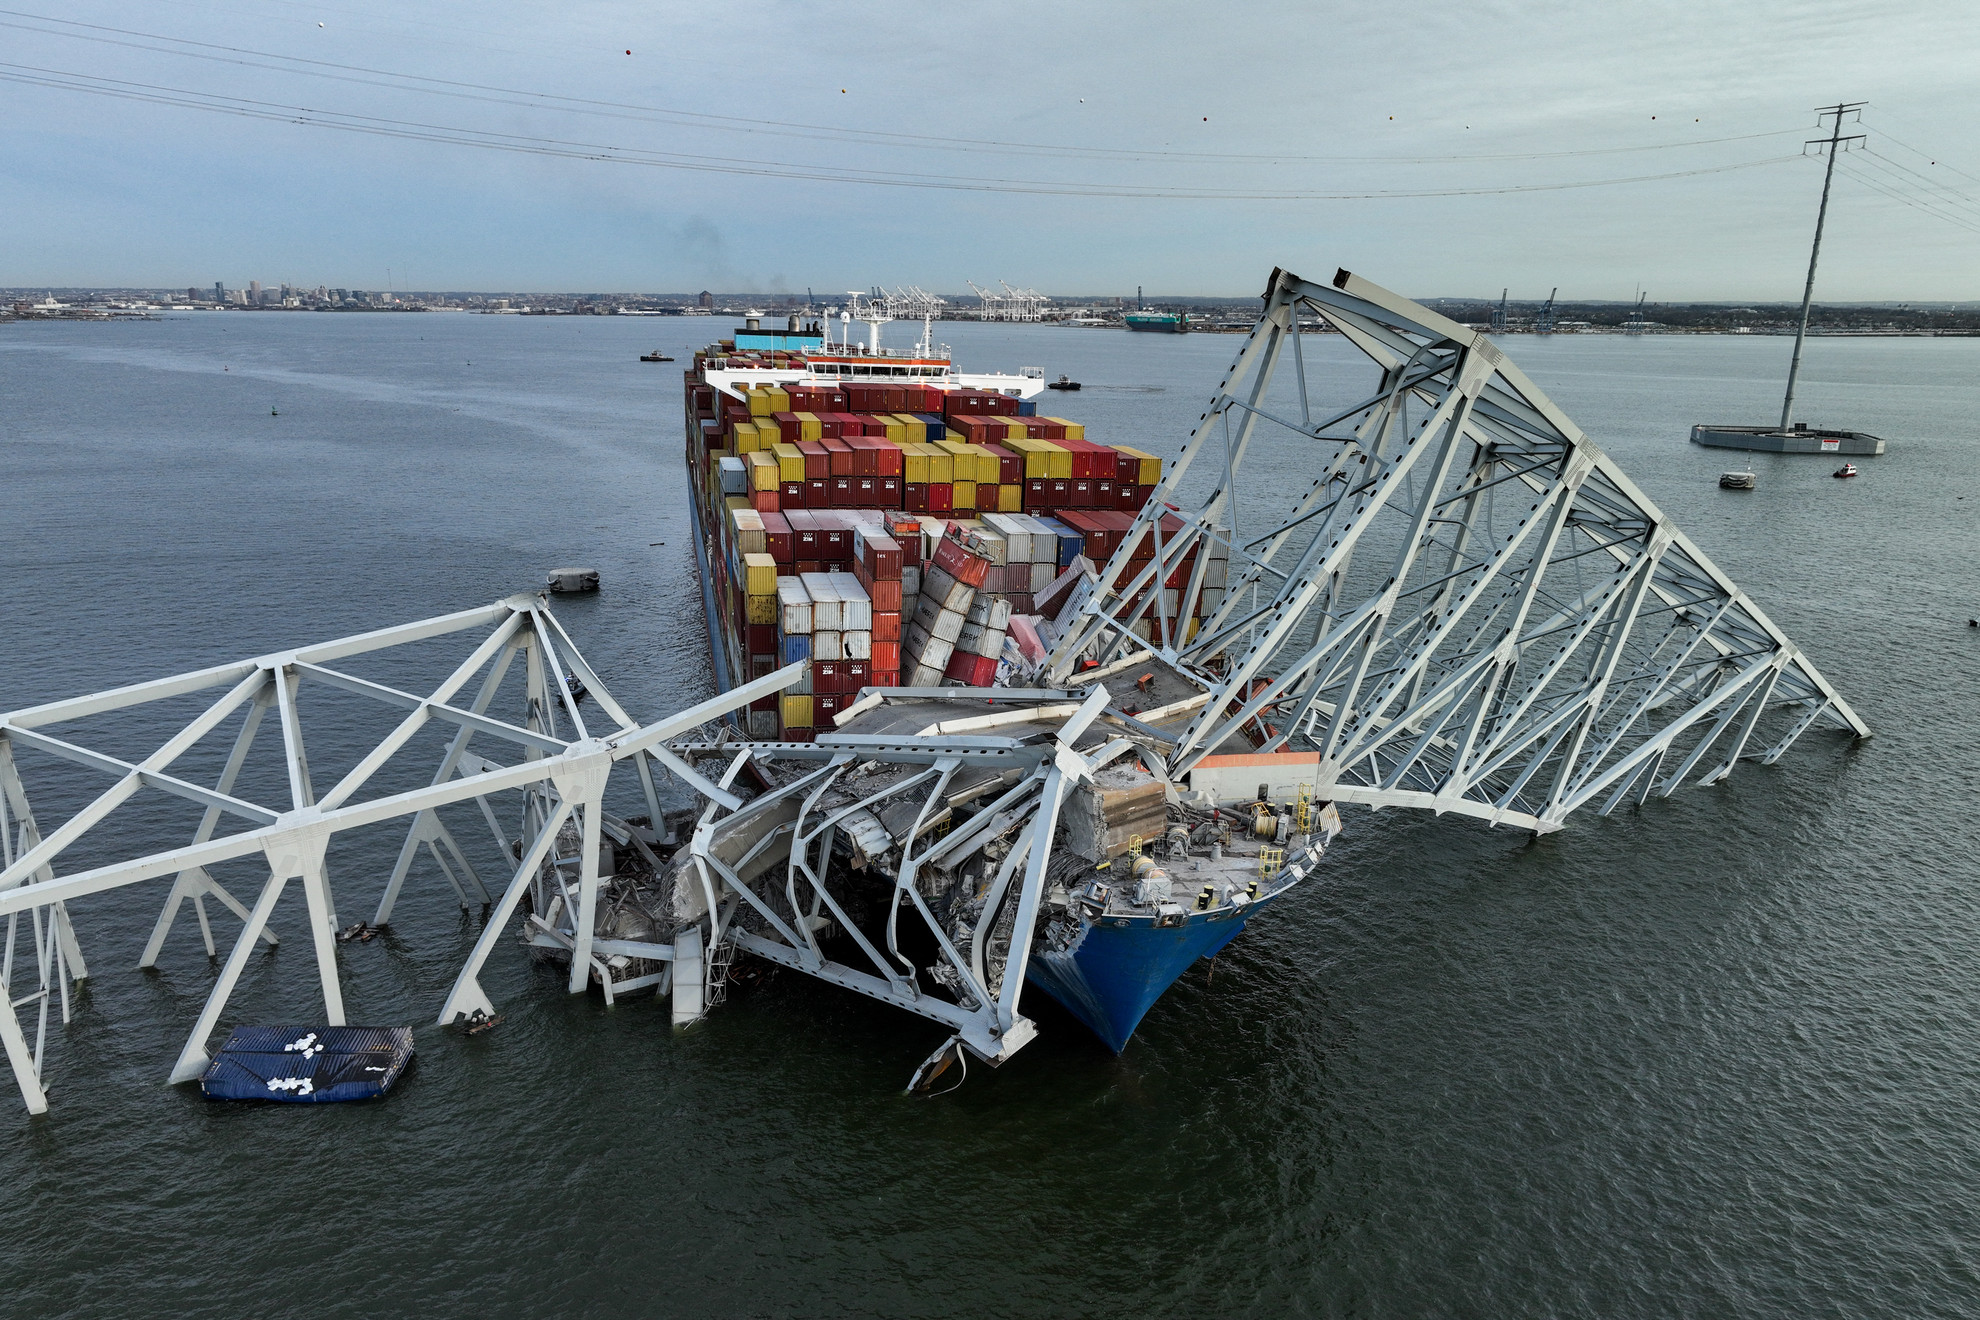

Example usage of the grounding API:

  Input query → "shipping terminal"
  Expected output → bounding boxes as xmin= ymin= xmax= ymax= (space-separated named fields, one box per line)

xmin=0 ymin=268 xmax=1869 ymax=1112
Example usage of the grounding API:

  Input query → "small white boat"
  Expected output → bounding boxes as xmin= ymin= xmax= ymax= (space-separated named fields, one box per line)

xmin=1833 ymin=462 xmax=1859 ymax=479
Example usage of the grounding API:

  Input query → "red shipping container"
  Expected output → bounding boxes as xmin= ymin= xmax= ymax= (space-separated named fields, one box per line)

xmin=1114 ymin=450 xmax=1141 ymax=484
xmin=804 ymin=478 xmax=830 ymax=508
xmin=795 ymin=558 xmax=823 ymax=575
xmin=866 ymin=578 xmax=902 ymax=612
xmin=845 ymin=660 xmax=870 ymax=690
xmin=813 ymin=659 xmax=843 ymax=693
xmin=871 ymin=669 xmax=901 ymax=688
xmin=786 ymin=510 xmax=818 ymax=559
xmin=822 ymin=437 xmax=854 ymax=474
xmin=1095 ymin=480 xmax=1114 ymax=508
xmin=932 ymin=531 xmax=989 ymax=587
xmin=747 ymin=623 xmax=777 ymax=653
xmin=1070 ymin=479 xmax=1094 ymax=507
xmin=904 ymin=482 xmax=930 ymax=512
xmin=927 ymin=483 xmax=953 ymax=514
xmin=750 ymin=489 xmax=781 ymax=514
xmin=829 ymin=476 xmax=854 ymax=506
xmin=761 ymin=510 xmax=794 ymax=562
xmin=816 ymin=693 xmax=843 ymax=723
xmin=944 ymin=651 xmax=998 ymax=686
xmin=1137 ymin=485 xmax=1156 ymax=507
xmin=858 ymin=533 xmax=903 ymax=579
xmin=781 ymin=480 xmax=807 ymax=508
xmin=1047 ymin=479 xmax=1073 ymax=507
xmin=782 ymin=727 xmax=815 ymax=743
xmin=873 ymin=476 xmax=901 ymax=507
xmin=848 ymin=436 xmax=879 ymax=477
xmin=822 ymin=522 xmax=850 ymax=559
xmin=772 ymin=411 xmax=802 ymax=444
xmin=872 ymin=610 xmax=901 ymax=642
xmin=869 ymin=641 xmax=901 ymax=672
xmin=749 ymin=692 xmax=777 ymax=712
xmin=874 ymin=444 xmax=904 ymax=479
xmin=797 ymin=441 xmax=830 ymax=480
xmin=1023 ymin=478 xmax=1049 ymax=509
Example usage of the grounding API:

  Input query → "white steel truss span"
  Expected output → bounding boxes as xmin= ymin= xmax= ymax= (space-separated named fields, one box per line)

xmin=1047 ymin=267 xmax=1869 ymax=832
xmin=0 ymin=595 xmax=800 ymax=1115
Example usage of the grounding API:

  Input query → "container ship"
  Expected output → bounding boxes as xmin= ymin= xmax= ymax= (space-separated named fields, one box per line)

xmin=676 ymin=308 xmax=1322 ymax=1061
xmin=1124 ymin=310 xmax=1189 ymax=333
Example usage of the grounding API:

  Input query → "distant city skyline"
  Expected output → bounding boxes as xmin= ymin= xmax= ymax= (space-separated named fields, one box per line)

xmin=6 ymin=3 xmax=1980 ymax=301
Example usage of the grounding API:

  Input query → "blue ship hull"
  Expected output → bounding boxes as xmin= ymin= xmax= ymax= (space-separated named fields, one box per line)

xmin=1026 ymin=896 xmax=1281 ymax=1052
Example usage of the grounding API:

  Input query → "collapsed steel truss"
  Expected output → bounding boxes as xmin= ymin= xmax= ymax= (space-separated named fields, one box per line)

xmin=1048 ymin=268 xmax=1869 ymax=831
xmin=0 ymin=595 xmax=797 ymax=1114
xmin=0 ymin=266 xmax=1872 ymax=1116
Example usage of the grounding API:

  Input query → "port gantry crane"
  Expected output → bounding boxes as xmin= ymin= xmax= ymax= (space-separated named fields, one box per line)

xmin=0 ymin=266 xmax=1867 ymax=1115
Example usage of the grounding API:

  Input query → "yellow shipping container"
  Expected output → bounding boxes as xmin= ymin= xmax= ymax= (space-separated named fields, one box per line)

xmin=743 ymin=552 xmax=778 ymax=597
xmin=748 ymin=451 xmax=780 ymax=491
xmin=922 ymin=444 xmax=954 ymax=485
xmin=724 ymin=495 xmax=748 ymax=513
xmin=902 ymin=446 xmax=930 ymax=485
xmin=780 ymin=694 xmax=814 ymax=729
xmin=745 ymin=593 xmax=778 ymax=625
xmin=774 ymin=443 xmax=806 ymax=484
xmin=746 ymin=387 xmax=774 ymax=418
xmin=1044 ymin=417 xmax=1086 ymax=442
xmin=892 ymin=413 xmax=926 ymax=443
xmin=1008 ymin=436 xmax=1070 ymax=480
xmin=965 ymin=444 xmax=1001 ymax=483
xmin=997 ymin=483 xmax=1023 ymax=512
xmin=1114 ymin=445 xmax=1163 ymax=485
xmin=795 ymin=411 xmax=823 ymax=442
xmin=875 ymin=415 xmax=905 ymax=444
xmin=765 ymin=386 xmax=791 ymax=413
xmin=952 ymin=480 xmax=977 ymax=510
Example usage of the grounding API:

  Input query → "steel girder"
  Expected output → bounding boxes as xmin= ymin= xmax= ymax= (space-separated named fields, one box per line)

xmin=0 ymin=595 xmax=801 ymax=1113
xmin=1046 ymin=267 xmax=1869 ymax=833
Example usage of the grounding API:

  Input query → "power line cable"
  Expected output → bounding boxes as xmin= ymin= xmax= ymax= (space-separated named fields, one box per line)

xmin=1834 ymin=158 xmax=1980 ymax=236
xmin=0 ymin=61 xmax=1807 ymax=202
xmin=0 ymin=9 xmax=1812 ymax=169
xmin=1855 ymin=148 xmax=1980 ymax=221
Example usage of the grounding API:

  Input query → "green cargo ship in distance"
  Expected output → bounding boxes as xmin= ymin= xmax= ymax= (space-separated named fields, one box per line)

xmin=1124 ymin=310 xmax=1189 ymax=333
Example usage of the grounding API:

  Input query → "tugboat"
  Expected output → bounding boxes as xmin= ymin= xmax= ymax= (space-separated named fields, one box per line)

xmin=1719 ymin=469 xmax=1757 ymax=490
xmin=1046 ymin=374 xmax=1081 ymax=391
xmin=1833 ymin=462 xmax=1859 ymax=479
xmin=640 ymin=350 xmax=675 ymax=362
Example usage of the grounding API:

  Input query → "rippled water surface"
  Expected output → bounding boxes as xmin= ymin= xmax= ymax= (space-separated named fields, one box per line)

xmin=2 ymin=312 xmax=1977 ymax=1318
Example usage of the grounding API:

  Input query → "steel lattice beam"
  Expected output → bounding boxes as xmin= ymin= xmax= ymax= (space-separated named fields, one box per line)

xmin=1047 ymin=266 xmax=1868 ymax=833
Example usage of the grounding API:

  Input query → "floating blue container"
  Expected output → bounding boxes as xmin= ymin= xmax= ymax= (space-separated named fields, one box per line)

xmin=199 ymin=1026 xmax=414 ymax=1103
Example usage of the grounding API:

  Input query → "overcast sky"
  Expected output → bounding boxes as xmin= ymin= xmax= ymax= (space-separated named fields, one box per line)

xmin=5 ymin=0 xmax=1977 ymax=298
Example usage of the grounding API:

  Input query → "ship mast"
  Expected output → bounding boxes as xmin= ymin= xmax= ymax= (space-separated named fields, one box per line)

xmin=1780 ymin=102 xmax=1866 ymax=431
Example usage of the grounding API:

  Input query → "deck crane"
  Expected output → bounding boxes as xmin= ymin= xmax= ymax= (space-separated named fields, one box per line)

xmin=1491 ymin=288 xmax=1509 ymax=334
xmin=1536 ymin=287 xmax=1558 ymax=334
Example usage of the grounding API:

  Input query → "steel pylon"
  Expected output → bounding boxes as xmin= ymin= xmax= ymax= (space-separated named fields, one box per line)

xmin=1047 ymin=267 xmax=1868 ymax=832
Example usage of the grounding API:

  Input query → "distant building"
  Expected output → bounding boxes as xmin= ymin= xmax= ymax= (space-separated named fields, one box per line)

xmin=187 ymin=287 xmax=200 ymax=303
xmin=213 ymin=281 xmax=226 ymax=301
xmin=698 ymin=290 xmax=713 ymax=310
xmin=248 ymin=279 xmax=261 ymax=301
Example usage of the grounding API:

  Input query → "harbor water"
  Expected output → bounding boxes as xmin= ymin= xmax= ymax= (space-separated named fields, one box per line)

xmin=2 ymin=312 xmax=1978 ymax=1317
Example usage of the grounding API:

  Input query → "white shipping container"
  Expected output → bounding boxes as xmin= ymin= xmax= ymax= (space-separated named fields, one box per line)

xmin=777 ymin=577 xmax=813 ymax=635
xmin=813 ymin=630 xmax=845 ymax=661
xmin=902 ymin=565 xmax=921 ymax=595
xmin=983 ymin=512 xmax=1032 ymax=564
xmin=827 ymin=572 xmax=872 ymax=631
xmin=916 ymin=635 xmax=956 ymax=670
xmin=1205 ymin=556 xmax=1229 ymax=588
xmin=1028 ymin=561 xmax=1056 ymax=592
xmin=907 ymin=663 xmax=946 ymax=687
xmin=927 ymin=606 xmax=966 ymax=645
xmin=972 ymin=528 xmax=1008 ymax=566
xmin=964 ymin=595 xmax=1012 ymax=631
xmin=801 ymin=572 xmax=842 ymax=631
xmin=1016 ymin=514 xmax=1060 ymax=562
xmin=955 ymin=621 xmax=1008 ymax=659
xmin=843 ymin=629 xmax=872 ymax=660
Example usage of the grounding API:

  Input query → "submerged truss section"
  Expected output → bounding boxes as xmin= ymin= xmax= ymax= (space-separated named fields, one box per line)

xmin=1048 ymin=267 xmax=1868 ymax=831
xmin=0 ymin=595 xmax=798 ymax=1114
